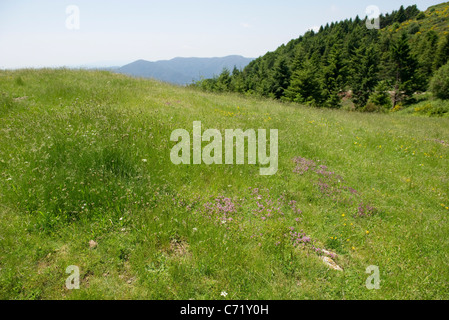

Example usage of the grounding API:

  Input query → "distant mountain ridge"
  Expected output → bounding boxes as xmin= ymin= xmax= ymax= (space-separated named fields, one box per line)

xmin=117 ymin=55 xmax=254 ymax=85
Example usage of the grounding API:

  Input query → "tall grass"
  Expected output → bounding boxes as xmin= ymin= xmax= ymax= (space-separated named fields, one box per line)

xmin=0 ymin=69 xmax=448 ymax=299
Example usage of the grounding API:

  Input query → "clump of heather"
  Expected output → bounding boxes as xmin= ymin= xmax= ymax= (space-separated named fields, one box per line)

xmin=293 ymin=156 xmax=369 ymax=209
xmin=293 ymin=157 xmax=317 ymax=174
xmin=203 ymin=195 xmax=238 ymax=224
xmin=356 ymin=202 xmax=377 ymax=218
xmin=289 ymin=227 xmax=312 ymax=247
xmin=248 ymin=187 xmax=302 ymax=222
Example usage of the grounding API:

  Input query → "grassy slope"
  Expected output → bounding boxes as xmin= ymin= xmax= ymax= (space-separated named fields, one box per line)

xmin=384 ymin=2 xmax=449 ymax=35
xmin=1 ymin=69 xmax=448 ymax=300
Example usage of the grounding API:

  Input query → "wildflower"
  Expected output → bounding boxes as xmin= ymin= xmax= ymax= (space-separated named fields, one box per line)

xmin=342 ymin=214 xmax=345 ymax=217
xmin=366 ymin=231 xmax=370 ymax=235
xmin=352 ymin=247 xmax=356 ymax=250
xmin=142 ymin=159 xmax=148 ymax=163
xmin=221 ymin=291 xmax=228 ymax=297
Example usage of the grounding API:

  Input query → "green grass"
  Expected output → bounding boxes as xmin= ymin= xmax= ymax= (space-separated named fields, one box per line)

xmin=1 ymin=69 xmax=448 ymax=300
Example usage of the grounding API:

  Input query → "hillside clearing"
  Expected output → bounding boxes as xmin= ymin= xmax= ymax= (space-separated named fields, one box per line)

xmin=0 ymin=69 xmax=448 ymax=300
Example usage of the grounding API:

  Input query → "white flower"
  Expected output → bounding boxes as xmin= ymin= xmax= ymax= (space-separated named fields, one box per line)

xmin=221 ymin=291 xmax=228 ymax=297
xmin=142 ymin=159 xmax=148 ymax=163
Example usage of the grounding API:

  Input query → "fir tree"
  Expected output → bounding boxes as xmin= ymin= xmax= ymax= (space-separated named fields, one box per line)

xmin=270 ymin=57 xmax=291 ymax=99
xmin=390 ymin=33 xmax=419 ymax=106
xmin=322 ymin=43 xmax=347 ymax=108
xmin=434 ymin=33 xmax=449 ymax=71
xmin=284 ymin=59 xmax=323 ymax=106
xmin=351 ymin=45 xmax=380 ymax=109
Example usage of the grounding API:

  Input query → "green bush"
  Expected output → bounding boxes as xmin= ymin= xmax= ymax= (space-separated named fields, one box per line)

xmin=411 ymin=100 xmax=449 ymax=117
xmin=407 ymin=23 xmax=420 ymax=34
xmin=430 ymin=62 xmax=449 ymax=100
xmin=416 ymin=12 xmax=426 ymax=20
xmin=362 ymin=102 xmax=385 ymax=113
xmin=368 ymin=81 xmax=392 ymax=110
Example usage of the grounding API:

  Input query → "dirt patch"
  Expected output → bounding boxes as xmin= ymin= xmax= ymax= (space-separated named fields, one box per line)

xmin=169 ymin=239 xmax=190 ymax=258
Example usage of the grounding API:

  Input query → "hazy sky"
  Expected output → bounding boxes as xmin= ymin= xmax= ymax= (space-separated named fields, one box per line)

xmin=0 ymin=0 xmax=444 ymax=68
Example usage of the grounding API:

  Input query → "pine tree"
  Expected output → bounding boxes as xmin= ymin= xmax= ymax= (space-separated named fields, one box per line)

xmin=230 ymin=66 xmax=246 ymax=93
xmin=351 ymin=45 xmax=380 ymax=109
xmin=368 ymin=80 xmax=392 ymax=109
xmin=417 ymin=31 xmax=438 ymax=82
xmin=270 ymin=57 xmax=291 ymax=99
xmin=396 ymin=6 xmax=407 ymax=23
xmin=322 ymin=43 xmax=347 ymax=108
xmin=434 ymin=33 xmax=449 ymax=71
xmin=284 ymin=59 xmax=323 ymax=106
xmin=390 ymin=33 xmax=419 ymax=106
xmin=216 ymin=68 xmax=231 ymax=92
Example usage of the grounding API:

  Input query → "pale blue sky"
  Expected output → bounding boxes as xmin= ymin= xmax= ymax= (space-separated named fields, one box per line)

xmin=0 ymin=0 xmax=443 ymax=68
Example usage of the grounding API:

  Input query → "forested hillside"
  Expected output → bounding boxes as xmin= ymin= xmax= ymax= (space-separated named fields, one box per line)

xmin=194 ymin=3 xmax=449 ymax=112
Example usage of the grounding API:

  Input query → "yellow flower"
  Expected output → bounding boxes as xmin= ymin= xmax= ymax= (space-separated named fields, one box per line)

xmin=352 ymin=247 xmax=356 ymax=250
xmin=366 ymin=231 xmax=370 ymax=235
xmin=342 ymin=214 xmax=345 ymax=217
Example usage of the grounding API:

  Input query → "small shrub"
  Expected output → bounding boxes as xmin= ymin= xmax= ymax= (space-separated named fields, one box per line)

xmin=412 ymin=100 xmax=449 ymax=117
xmin=15 ymin=76 xmax=25 ymax=86
xmin=416 ymin=12 xmax=426 ymax=20
xmin=368 ymin=81 xmax=392 ymax=111
xmin=391 ymin=103 xmax=403 ymax=112
xmin=408 ymin=23 xmax=420 ymax=34
xmin=362 ymin=102 xmax=384 ymax=113
xmin=430 ymin=62 xmax=449 ymax=100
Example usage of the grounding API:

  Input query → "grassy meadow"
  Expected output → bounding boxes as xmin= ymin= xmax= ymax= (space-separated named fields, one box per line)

xmin=0 ymin=69 xmax=448 ymax=300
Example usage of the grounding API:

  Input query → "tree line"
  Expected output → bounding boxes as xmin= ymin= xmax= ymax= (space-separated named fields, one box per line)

xmin=192 ymin=5 xmax=449 ymax=111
